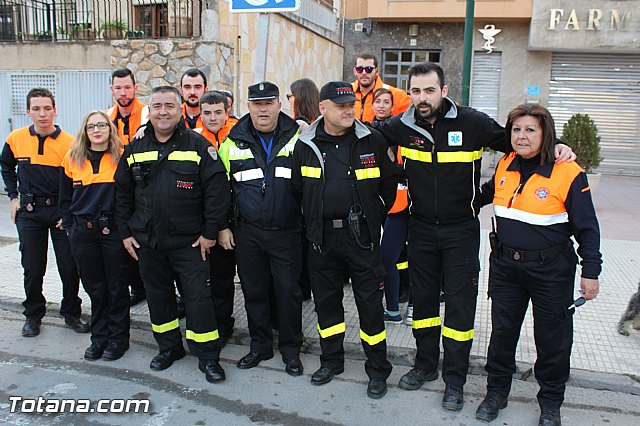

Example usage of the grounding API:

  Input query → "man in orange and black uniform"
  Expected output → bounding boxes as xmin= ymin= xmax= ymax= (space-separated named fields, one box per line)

xmin=214 ymin=89 xmax=239 ymax=126
xmin=107 ymin=68 xmax=148 ymax=306
xmin=196 ymin=91 xmax=237 ymax=346
xmin=0 ymin=88 xmax=88 ymax=337
xmin=352 ymin=53 xmax=412 ymax=124
xmin=180 ymin=68 xmax=208 ymax=130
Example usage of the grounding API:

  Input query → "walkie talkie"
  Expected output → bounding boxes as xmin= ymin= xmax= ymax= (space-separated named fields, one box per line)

xmin=489 ymin=217 xmax=499 ymax=253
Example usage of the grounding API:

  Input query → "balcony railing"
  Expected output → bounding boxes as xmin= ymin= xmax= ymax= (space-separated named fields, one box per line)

xmin=0 ymin=0 xmax=200 ymax=42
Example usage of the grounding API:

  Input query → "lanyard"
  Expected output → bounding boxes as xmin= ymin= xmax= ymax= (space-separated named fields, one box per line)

xmin=257 ymin=130 xmax=275 ymax=162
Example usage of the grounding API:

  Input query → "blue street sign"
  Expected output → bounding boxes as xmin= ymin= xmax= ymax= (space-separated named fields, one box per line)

xmin=230 ymin=0 xmax=300 ymax=13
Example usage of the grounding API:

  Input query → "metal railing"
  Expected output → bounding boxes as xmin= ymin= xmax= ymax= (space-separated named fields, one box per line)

xmin=0 ymin=0 xmax=200 ymax=42
xmin=292 ymin=0 xmax=339 ymax=32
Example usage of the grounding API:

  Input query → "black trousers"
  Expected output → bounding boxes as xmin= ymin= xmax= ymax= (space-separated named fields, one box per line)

xmin=137 ymin=245 xmax=220 ymax=360
xmin=15 ymin=206 xmax=81 ymax=321
xmin=127 ymin=256 xmax=145 ymax=296
xmin=210 ymin=242 xmax=236 ymax=339
xmin=235 ymin=223 xmax=302 ymax=358
xmin=68 ymin=221 xmax=130 ymax=345
xmin=408 ymin=217 xmax=480 ymax=387
xmin=486 ymin=245 xmax=577 ymax=409
xmin=308 ymin=227 xmax=392 ymax=380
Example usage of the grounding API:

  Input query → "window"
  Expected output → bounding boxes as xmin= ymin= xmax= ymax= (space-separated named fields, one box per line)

xmin=382 ymin=50 xmax=441 ymax=92
xmin=135 ymin=4 xmax=168 ymax=38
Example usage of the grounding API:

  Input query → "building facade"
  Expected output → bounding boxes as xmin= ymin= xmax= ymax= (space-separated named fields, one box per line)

xmin=344 ymin=0 xmax=640 ymax=175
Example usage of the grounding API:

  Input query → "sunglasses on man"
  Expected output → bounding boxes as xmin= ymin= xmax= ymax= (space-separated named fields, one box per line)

xmin=354 ymin=66 xmax=376 ymax=74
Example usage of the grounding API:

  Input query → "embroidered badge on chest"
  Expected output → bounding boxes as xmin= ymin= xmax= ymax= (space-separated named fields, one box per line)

xmin=535 ymin=187 xmax=550 ymax=200
xmin=207 ymin=146 xmax=218 ymax=161
xmin=448 ymin=131 xmax=463 ymax=146
xmin=360 ymin=153 xmax=376 ymax=167
xmin=177 ymin=180 xmax=194 ymax=190
xmin=409 ymin=136 xmax=425 ymax=147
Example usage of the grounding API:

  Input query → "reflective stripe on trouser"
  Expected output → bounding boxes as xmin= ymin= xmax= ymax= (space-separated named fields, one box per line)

xmin=485 ymin=248 xmax=576 ymax=409
xmin=68 ymin=225 xmax=130 ymax=345
xmin=234 ymin=223 xmax=303 ymax=358
xmin=308 ymin=228 xmax=392 ymax=380
xmin=137 ymin=245 xmax=221 ymax=360
xmin=408 ymin=217 xmax=480 ymax=387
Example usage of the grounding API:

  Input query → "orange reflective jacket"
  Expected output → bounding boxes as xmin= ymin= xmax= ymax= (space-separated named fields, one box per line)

xmin=107 ymin=97 xmax=149 ymax=145
xmin=352 ymin=77 xmax=412 ymax=124
xmin=388 ymin=147 xmax=408 ymax=214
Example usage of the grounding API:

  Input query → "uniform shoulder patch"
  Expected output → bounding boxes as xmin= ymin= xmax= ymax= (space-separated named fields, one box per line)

xmin=387 ymin=147 xmax=395 ymax=162
xmin=207 ymin=146 xmax=218 ymax=161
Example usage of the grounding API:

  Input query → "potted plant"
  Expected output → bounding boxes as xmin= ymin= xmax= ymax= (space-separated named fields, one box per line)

xmin=100 ymin=20 xmax=126 ymax=40
xmin=561 ymin=113 xmax=603 ymax=192
xmin=72 ymin=23 xmax=96 ymax=40
xmin=36 ymin=31 xmax=53 ymax=41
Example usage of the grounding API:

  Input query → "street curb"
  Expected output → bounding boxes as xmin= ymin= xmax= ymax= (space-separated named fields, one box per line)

xmin=3 ymin=298 xmax=638 ymax=396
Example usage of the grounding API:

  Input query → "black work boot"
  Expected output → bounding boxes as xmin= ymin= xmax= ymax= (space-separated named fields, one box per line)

xmin=442 ymin=383 xmax=464 ymax=411
xmin=538 ymin=407 xmax=561 ymax=426
xmin=476 ymin=391 xmax=508 ymax=422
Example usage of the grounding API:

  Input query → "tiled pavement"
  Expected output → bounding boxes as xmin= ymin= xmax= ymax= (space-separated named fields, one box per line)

xmin=0 ymin=175 xmax=639 ymax=378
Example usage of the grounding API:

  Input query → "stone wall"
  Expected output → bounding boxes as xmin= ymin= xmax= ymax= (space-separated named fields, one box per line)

xmin=342 ymin=21 xmax=465 ymax=101
xmin=0 ymin=42 xmax=111 ymax=70
xmin=110 ymin=39 xmax=234 ymax=99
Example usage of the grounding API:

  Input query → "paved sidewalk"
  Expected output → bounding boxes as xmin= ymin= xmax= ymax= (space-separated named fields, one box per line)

xmin=0 ymin=175 xmax=639 ymax=383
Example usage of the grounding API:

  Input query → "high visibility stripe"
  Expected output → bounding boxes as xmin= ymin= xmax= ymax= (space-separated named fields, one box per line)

xmin=186 ymin=329 xmax=220 ymax=343
xmin=168 ymin=151 xmax=201 ymax=164
xmin=151 ymin=319 xmax=180 ymax=334
xmin=494 ymin=205 xmax=569 ymax=226
xmin=412 ymin=316 xmax=442 ymax=330
xmin=396 ymin=261 xmax=408 ymax=270
xmin=402 ymin=148 xmax=433 ymax=163
xmin=274 ymin=166 xmax=292 ymax=179
xmin=437 ymin=149 xmax=483 ymax=163
xmin=442 ymin=326 xmax=474 ymax=342
xmin=276 ymin=140 xmax=297 ymax=157
xmin=360 ymin=329 xmax=386 ymax=346
xmin=355 ymin=167 xmax=380 ymax=180
xmin=127 ymin=150 xmax=158 ymax=165
xmin=301 ymin=166 xmax=321 ymax=178
xmin=228 ymin=146 xmax=254 ymax=160
xmin=233 ymin=168 xmax=264 ymax=182
xmin=581 ymin=186 xmax=591 ymax=193
xmin=397 ymin=183 xmax=408 ymax=190
xmin=317 ymin=322 xmax=346 ymax=339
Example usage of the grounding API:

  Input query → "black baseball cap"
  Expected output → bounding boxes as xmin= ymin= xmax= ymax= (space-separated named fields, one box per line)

xmin=248 ymin=81 xmax=279 ymax=101
xmin=320 ymin=81 xmax=357 ymax=104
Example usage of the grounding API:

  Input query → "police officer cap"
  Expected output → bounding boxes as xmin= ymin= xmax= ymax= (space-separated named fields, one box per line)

xmin=320 ymin=81 xmax=357 ymax=104
xmin=248 ymin=81 xmax=279 ymax=101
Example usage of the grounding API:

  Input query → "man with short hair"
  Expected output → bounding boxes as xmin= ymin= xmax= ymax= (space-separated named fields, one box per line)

xmin=218 ymin=82 xmax=304 ymax=377
xmin=196 ymin=90 xmax=237 ymax=346
xmin=291 ymin=81 xmax=397 ymax=399
xmin=114 ymin=86 xmax=231 ymax=383
xmin=180 ymin=68 xmax=208 ymax=130
xmin=352 ymin=53 xmax=411 ymax=124
xmin=198 ymin=91 xmax=234 ymax=149
xmin=213 ymin=89 xmax=239 ymax=125
xmin=375 ymin=62 xmax=575 ymax=412
xmin=106 ymin=67 xmax=147 ymax=306
xmin=1 ymin=88 xmax=88 ymax=337
xmin=107 ymin=68 xmax=150 ymax=145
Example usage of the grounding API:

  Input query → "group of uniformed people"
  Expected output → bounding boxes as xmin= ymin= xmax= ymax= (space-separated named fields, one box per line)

xmin=1 ymin=56 xmax=602 ymax=426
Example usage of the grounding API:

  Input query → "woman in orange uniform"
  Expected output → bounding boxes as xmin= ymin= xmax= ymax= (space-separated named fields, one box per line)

xmin=59 ymin=111 xmax=130 ymax=361
xmin=475 ymin=104 xmax=601 ymax=426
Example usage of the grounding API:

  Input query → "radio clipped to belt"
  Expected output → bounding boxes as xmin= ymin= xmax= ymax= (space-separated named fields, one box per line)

xmin=348 ymin=204 xmax=373 ymax=251
xmin=22 ymin=193 xmax=35 ymax=212
xmin=489 ymin=217 xmax=499 ymax=254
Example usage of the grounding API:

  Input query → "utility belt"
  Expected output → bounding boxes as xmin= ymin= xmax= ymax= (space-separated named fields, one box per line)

xmin=74 ymin=215 xmax=114 ymax=236
xmin=497 ymin=240 xmax=571 ymax=263
xmin=20 ymin=194 xmax=57 ymax=212
xmin=323 ymin=218 xmax=351 ymax=229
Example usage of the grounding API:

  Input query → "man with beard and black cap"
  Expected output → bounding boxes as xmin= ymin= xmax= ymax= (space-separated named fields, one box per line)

xmin=106 ymin=68 xmax=147 ymax=307
xmin=373 ymin=62 xmax=575 ymax=412
xmin=291 ymin=81 xmax=397 ymax=399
